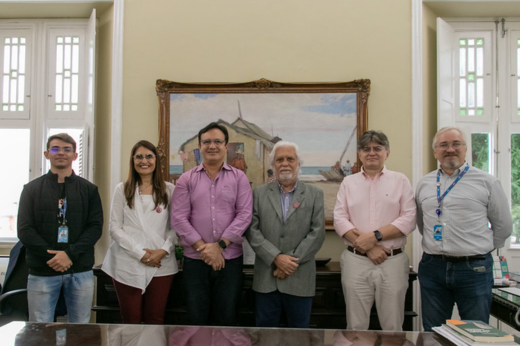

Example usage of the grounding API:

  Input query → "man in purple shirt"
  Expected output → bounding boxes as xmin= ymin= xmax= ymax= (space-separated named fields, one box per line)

xmin=171 ymin=122 xmax=253 ymax=326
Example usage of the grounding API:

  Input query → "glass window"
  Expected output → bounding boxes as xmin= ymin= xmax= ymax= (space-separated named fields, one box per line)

xmin=459 ymin=38 xmax=485 ymax=117
xmin=471 ymin=133 xmax=490 ymax=173
xmin=2 ymin=36 xmax=26 ymax=113
xmin=0 ymin=129 xmax=30 ymax=240
xmin=511 ymin=134 xmax=520 ymax=246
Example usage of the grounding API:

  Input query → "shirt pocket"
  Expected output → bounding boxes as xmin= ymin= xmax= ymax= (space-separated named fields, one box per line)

xmin=221 ymin=184 xmax=237 ymax=204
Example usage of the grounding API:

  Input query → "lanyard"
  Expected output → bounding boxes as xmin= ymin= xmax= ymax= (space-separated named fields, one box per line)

xmin=435 ymin=165 xmax=469 ymax=219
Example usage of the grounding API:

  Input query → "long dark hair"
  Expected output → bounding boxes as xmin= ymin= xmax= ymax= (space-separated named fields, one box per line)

xmin=124 ymin=140 xmax=168 ymax=209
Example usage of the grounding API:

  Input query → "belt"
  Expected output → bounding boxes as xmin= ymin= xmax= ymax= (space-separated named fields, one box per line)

xmin=428 ymin=253 xmax=488 ymax=263
xmin=347 ymin=246 xmax=403 ymax=257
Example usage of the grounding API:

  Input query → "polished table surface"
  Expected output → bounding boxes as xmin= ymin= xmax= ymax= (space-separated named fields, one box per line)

xmin=0 ymin=322 xmax=462 ymax=346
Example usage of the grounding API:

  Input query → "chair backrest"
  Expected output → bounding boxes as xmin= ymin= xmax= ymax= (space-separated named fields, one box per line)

xmin=0 ymin=241 xmax=29 ymax=321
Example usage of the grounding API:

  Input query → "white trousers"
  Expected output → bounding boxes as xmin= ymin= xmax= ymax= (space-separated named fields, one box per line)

xmin=340 ymin=249 xmax=409 ymax=331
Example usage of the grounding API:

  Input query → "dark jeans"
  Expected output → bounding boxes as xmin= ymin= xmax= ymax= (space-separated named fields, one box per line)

xmin=418 ymin=252 xmax=493 ymax=331
xmin=183 ymin=256 xmax=243 ymax=326
xmin=255 ymin=290 xmax=313 ymax=328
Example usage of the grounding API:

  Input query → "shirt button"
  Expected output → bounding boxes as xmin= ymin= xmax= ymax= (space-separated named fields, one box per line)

xmin=212 ymin=207 xmax=214 ymax=209
xmin=212 ymin=196 xmax=214 ymax=198
xmin=213 ymin=218 xmax=215 ymax=221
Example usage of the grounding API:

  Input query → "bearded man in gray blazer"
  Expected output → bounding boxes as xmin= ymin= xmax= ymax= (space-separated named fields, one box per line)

xmin=245 ymin=141 xmax=325 ymax=328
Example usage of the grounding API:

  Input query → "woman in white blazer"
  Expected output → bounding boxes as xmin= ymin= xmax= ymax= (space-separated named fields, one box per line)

xmin=102 ymin=140 xmax=178 ymax=324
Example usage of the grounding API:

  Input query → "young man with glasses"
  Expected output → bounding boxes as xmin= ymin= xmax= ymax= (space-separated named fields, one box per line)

xmin=334 ymin=130 xmax=416 ymax=330
xmin=17 ymin=133 xmax=103 ymax=323
xmin=171 ymin=122 xmax=252 ymax=326
xmin=416 ymin=127 xmax=512 ymax=331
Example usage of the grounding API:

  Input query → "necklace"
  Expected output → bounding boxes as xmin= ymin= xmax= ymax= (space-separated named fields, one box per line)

xmin=138 ymin=182 xmax=152 ymax=203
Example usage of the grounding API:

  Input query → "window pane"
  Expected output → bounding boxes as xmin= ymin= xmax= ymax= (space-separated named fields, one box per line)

xmin=460 ymin=48 xmax=466 ymax=76
xmin=510 ymin=134 xmax=520 ymax=245
xmin=468 ymin=47 xmax=475 ymax=72
xmin=472 ymin=133 xmax=490 ymax=173
xmin=56 ymin=44 xmax=63 ymax=73
xmin=476 ymin=47 xmax=483 ymax=76
xmin=3 ymin=45 xmax=10 ymax=73
xmin=477 ymin=78 xmax=483 ymax=108
xmin=2 ymin=36 xmax=27 ymax=113
xmin=0 ymin=129 xmax=30 ymax=240
xmin=460 ymin=79 xmax=466 ymax=107
xmin=468 ymin=82 xmax=475 ymax=108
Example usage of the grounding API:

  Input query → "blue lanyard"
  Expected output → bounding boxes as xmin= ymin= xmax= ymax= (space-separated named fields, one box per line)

xmin=435 ymin=165 xmax=469 ymax=218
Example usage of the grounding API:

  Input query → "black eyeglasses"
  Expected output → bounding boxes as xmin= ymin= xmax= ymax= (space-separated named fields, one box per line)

xmin=133 ymin=154 xmax=155 ymax=162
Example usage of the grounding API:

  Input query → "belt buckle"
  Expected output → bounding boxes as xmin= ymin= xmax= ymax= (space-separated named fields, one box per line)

xmin=353 ymin=247 xmax=357 ymax=254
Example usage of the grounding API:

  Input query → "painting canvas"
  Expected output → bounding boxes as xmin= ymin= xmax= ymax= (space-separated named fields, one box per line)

xmin=157 ymin=79 xmax=370 ymax=227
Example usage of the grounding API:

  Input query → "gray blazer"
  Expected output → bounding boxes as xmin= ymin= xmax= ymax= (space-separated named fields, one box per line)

xmin=245 ymin=181 xmax=325 ymax=297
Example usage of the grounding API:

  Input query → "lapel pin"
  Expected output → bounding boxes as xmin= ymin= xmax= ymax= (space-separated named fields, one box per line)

xmin=293 ymin=203 xmax=299 ymax=209
xmin=156 ymin=207 xmax=162 ymax=213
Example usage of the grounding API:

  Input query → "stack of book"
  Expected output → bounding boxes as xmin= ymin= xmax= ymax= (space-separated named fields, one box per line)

xmin=433 ymin=320 xmax=517 ymax=346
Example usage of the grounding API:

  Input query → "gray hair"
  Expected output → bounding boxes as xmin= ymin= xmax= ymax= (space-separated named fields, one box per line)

xmin=432 ymin=127 xmax=467 ymax=149
xmin=357 ymin=130 xmax=390 ymax=151
xmin=269 ymin=141 xmax=303 ymax=168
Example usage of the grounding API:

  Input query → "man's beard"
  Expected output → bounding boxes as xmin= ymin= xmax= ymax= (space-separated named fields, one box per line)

xmin=277 ymin=171 xmax=296 ymax=184
xmin=442 ymin=156 xmax=462 ymax=170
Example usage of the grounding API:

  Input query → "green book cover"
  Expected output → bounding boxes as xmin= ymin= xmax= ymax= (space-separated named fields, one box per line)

xmin=446 ymin=320 xmax=515 ymax=343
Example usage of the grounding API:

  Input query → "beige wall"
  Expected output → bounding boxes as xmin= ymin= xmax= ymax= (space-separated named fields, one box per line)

xmin=119 ymin=0 xmax=413 ymax=262
xmin=94 ymin=5 xmax=114 ymax=265
xmin=422 ymin=3 xmax=439 ymax=174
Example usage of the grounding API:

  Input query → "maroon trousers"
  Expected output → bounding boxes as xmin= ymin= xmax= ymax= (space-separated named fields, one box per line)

xmin=112 ymin=275 xmax=174 ymax=324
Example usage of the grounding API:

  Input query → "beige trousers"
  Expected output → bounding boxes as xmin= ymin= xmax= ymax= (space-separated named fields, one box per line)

xmin=340 ymin=248 xmax=409 ymax=331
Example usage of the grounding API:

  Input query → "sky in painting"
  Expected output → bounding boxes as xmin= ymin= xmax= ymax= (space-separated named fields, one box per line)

xmin=169 ymin=93 xmax=358 ymax=167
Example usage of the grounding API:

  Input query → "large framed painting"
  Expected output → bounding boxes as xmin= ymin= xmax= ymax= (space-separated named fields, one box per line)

xmin=157 ymin=78 xmax=370 ymax=228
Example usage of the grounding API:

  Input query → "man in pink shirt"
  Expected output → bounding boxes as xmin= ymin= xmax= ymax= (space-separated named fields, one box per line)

xmin=333 ymin=130 xmax=416 ymax=331
xmin=171 ymin=122 xmax=253 ymax=326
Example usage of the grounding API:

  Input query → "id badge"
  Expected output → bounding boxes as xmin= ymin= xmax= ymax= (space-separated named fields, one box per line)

xmin=433 ymin=224 xmax=443 ymax=241
xmin=58 ymin=225 xmax=69 ymax=243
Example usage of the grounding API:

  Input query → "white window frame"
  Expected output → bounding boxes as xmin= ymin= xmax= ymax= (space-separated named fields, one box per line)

xmin=0 ymin=14 xmax=96 ymax=244
xmin=437 ymin=18 xmax=520 ymax=250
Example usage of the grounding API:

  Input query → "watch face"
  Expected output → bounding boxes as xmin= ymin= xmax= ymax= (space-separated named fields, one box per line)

xmin=375 ymin=231 xmax=383 ymax=241
xmin=218 ymin=240 xmax=226 ymax=249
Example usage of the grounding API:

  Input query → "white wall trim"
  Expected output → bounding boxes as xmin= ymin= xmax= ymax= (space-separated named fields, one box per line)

xmin=110 ymin=0 xmax=123 ymax=196
xmin=412 ymin=0 xmax=424 ymax=332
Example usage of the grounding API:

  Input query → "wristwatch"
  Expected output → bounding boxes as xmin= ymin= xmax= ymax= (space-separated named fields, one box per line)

xmin=374 ymin=230 xmax=383 ymax=242
xmin=218 ymin=239 xmax=227 ymax=250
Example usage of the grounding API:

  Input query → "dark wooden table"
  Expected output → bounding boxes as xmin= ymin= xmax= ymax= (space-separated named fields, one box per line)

xmin=93 ymin=262 xmax=418 ymax=330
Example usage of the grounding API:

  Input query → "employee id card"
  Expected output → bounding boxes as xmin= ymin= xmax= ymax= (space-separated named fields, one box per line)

xmin=433 ymin=224 xmax=443 ymax=241
xmin=58 ymin=225 xmax=68 ymax=243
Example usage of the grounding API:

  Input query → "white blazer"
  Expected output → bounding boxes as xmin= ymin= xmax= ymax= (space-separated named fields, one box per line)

xmin=102 ymin=182 xmax=178 ymax=293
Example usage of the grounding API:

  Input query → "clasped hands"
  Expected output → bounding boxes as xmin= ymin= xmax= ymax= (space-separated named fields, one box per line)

xmin=47 ymin=250 xmax=73 ymax=272
xmin=196 ymin=242 xmax=225 ymax=271
xmin=140 ymin=248 xmax=167 ymax=268
xmin=349 ymin=229 xmax=390 ymax=265
xmin=272 ymin=254 xmax=299 ymax=280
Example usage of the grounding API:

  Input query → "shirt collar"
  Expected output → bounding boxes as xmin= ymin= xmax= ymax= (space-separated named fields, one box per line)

xmin=439 ymin=161 xmax=469 ymax=176
xmin=277 ymin=180 xmax=298 ymax=194
xmin=195 ymin=162 xmax=232 ymax=173
xmin=360 ymin=165 xmax=387 ymax=179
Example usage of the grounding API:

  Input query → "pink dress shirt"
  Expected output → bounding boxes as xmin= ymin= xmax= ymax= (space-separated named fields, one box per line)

xmin=334 ymin=166 xmax=416 ymax=249
xmin=171 ymin=163 xmax=253 ymax=260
